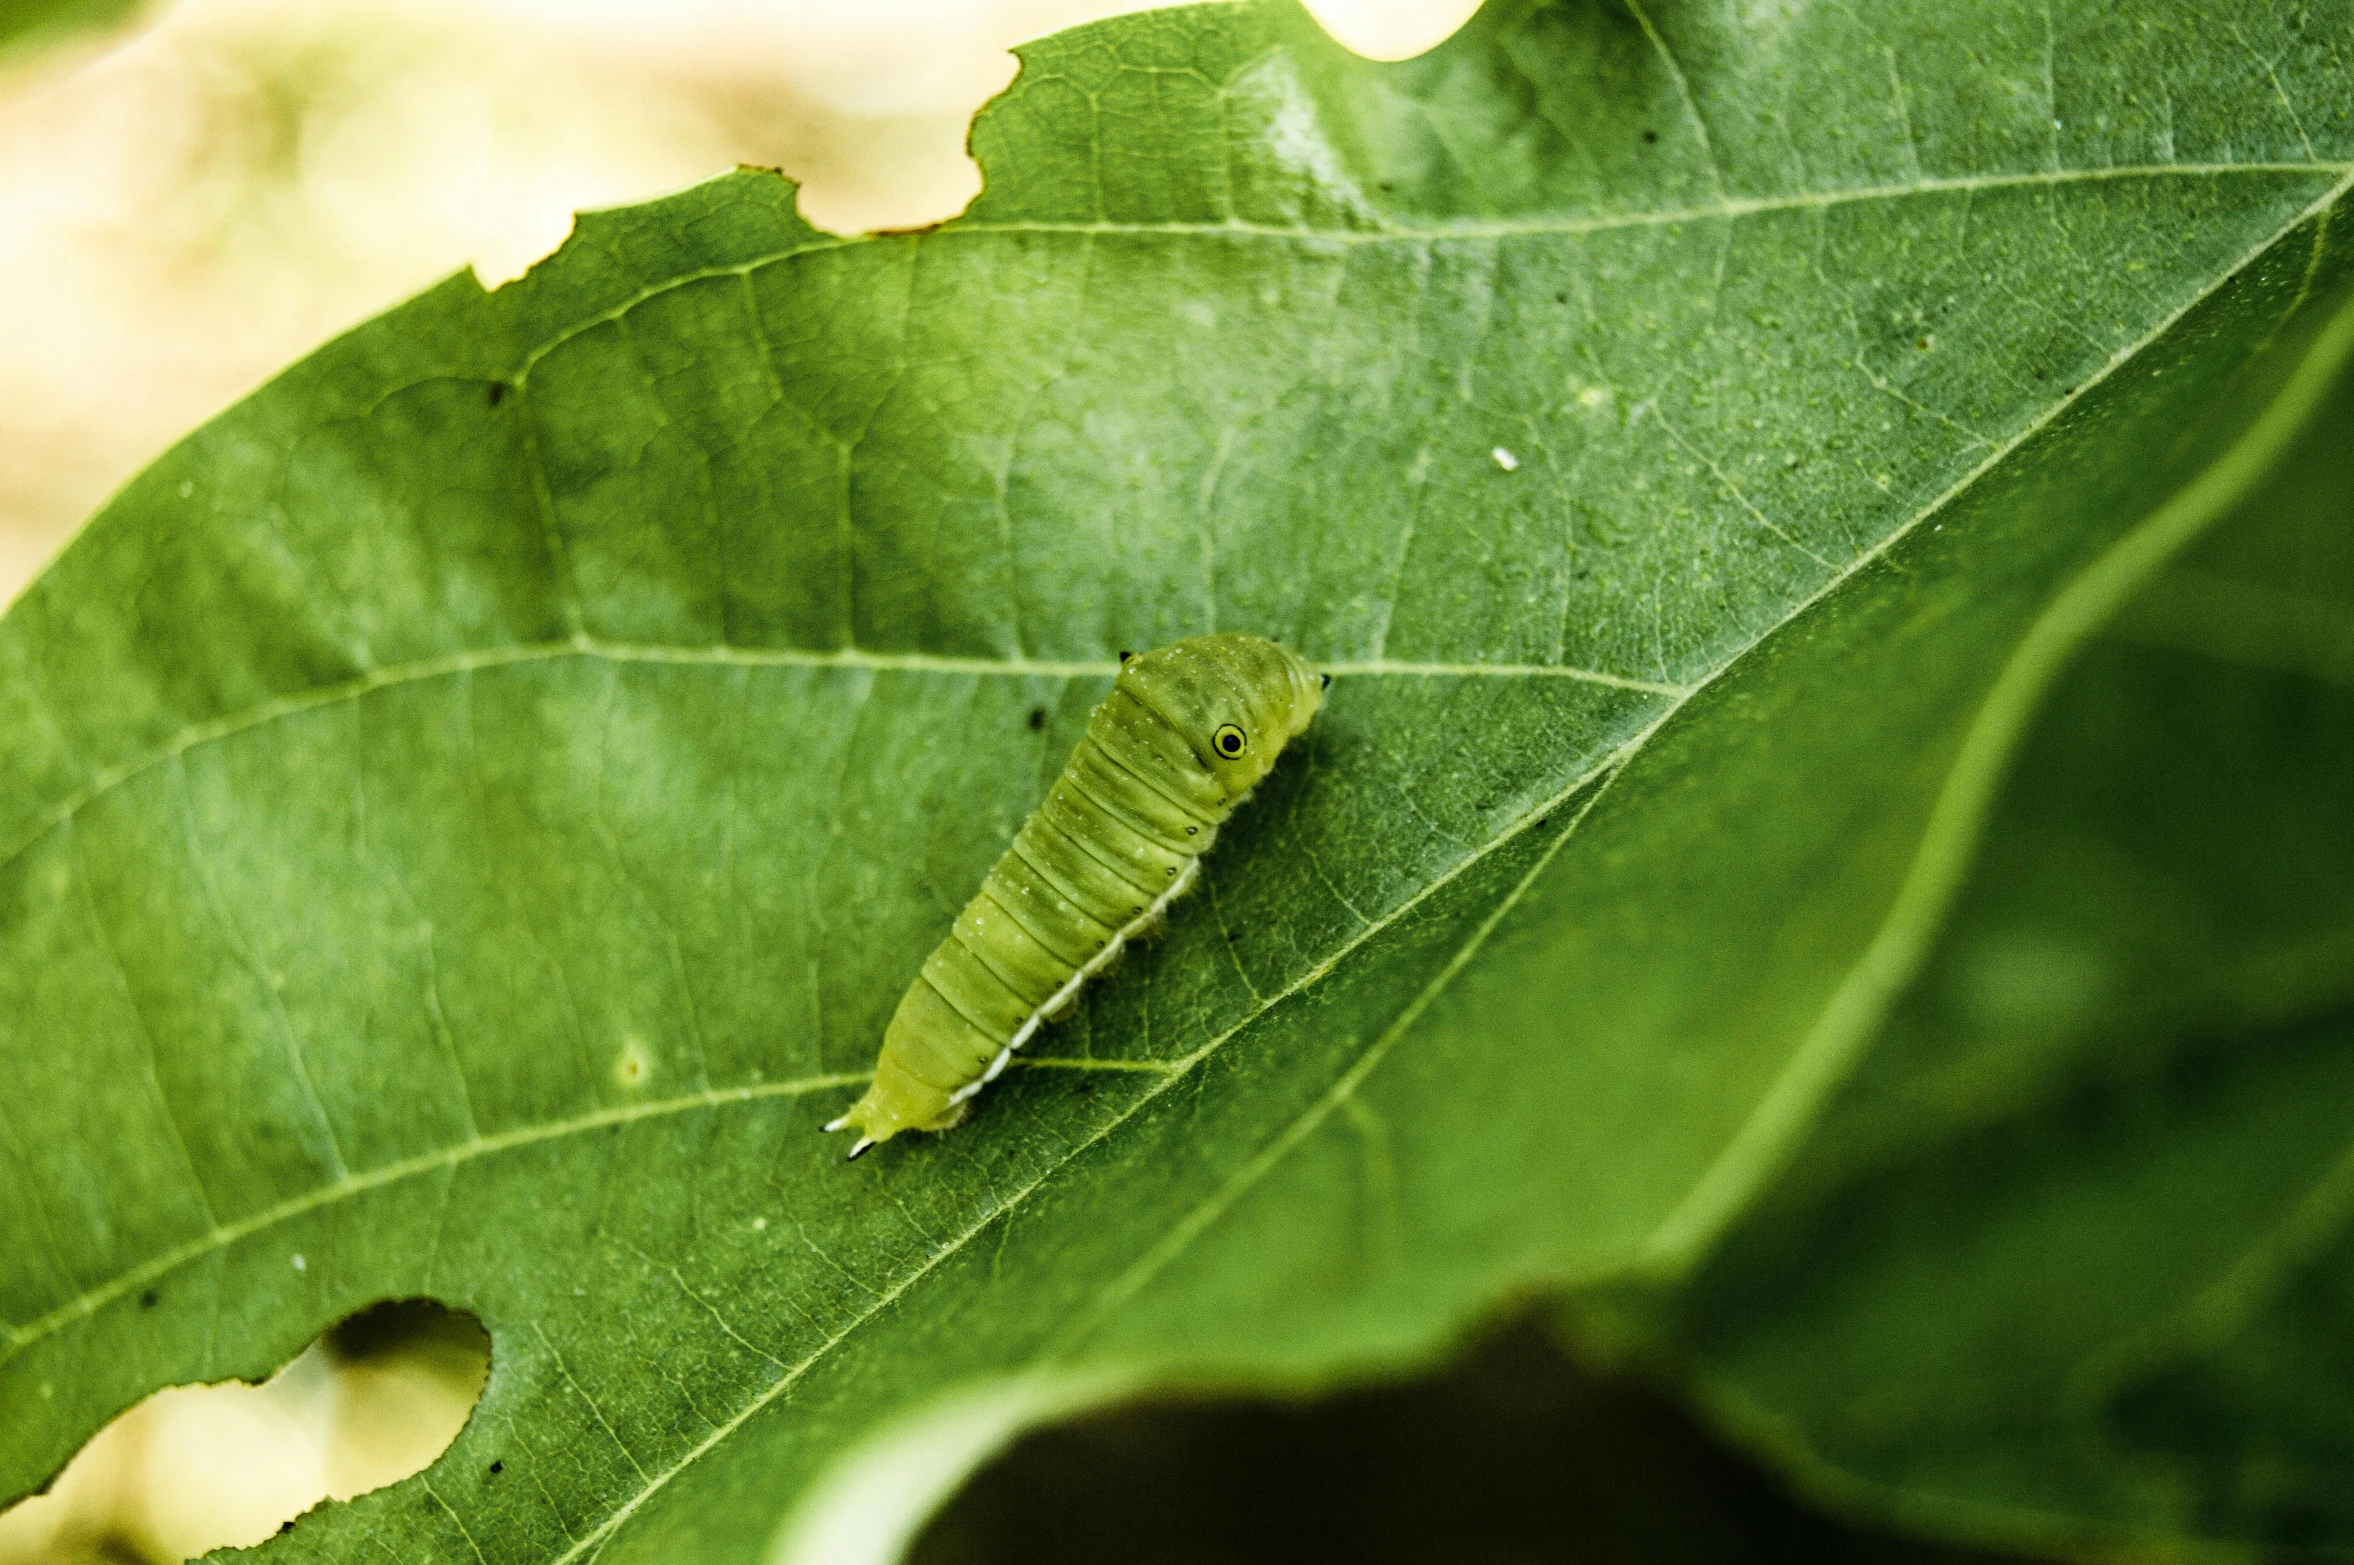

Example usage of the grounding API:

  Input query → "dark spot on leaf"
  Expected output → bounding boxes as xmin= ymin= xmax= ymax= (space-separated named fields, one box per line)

xmin=1185 ymin=825 xmax=1197 ymax=835
xmin=489 ymin=1460 xmax=504 ymax=1475
xmin=1916 ymin=337 xmax=1931 ymax=350
xmin=1555 ymin=292 xmax=1567 ymax=304
xmin=1537 ymin=817 xmax=1551 ymax=830
xmin=140 ymin=1289 xmax=159 ymax=1309
xmin=1643 ymin=129 xmax=1659 ymax=143
xmin=1027 ymin=707 xmax=1047 ymax=730
xmin=1077 ymin=1080 xmax=1095 ymax=1094
xmin=486 ymin=382 xmax=508 ymax=407
xmin=279 ymin=1521 xmax=295 ymax=1535
xmin=1119 ymin=650 xmax=1133 ymax=663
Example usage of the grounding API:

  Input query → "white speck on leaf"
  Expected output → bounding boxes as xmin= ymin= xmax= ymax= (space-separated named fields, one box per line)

xmin=1492 ymin=447 xmax=1520 ymax=472
xmin=615 ymin=1036 xmax=652 ymax=1088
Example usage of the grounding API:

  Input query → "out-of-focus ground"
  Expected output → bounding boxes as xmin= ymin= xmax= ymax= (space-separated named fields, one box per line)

xmin=913 ymin=1316 xmax=2031 ymax=1565
xmin=0 ymin=3 xmax=1470 ymax=1558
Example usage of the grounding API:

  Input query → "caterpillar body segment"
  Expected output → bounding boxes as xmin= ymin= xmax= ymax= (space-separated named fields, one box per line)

xmin=826 ymin=633 xmax=1325 ymax=1157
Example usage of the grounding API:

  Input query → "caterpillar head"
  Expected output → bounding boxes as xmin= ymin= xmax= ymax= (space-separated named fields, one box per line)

xmin=1118 ymin=632 xmax=1324 ymax=803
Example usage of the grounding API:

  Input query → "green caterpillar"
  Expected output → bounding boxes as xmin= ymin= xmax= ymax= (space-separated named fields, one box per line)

xmin=827 ymin=633 xmax=1326 ymax=1158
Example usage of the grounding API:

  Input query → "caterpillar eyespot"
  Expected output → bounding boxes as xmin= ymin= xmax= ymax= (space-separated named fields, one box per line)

xmin=823 ymin=633 xmax=1325 ymax=1158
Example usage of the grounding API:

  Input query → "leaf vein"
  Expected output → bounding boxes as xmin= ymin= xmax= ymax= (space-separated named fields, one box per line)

xmin=0 ymin=1074 xmax=863 ymax=1362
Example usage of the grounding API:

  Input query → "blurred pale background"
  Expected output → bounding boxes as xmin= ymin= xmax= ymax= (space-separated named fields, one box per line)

xmin=0 ymin=0 xmax=1480 ymax=606
xmin=0 ymin=0 xmax=1473 ymax=1559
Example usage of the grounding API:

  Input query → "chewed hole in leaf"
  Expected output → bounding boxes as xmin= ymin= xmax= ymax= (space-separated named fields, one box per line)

xmin=0 ymin=1301 xmax=488 ymax=1565
xmin=1296 ymin=0 xmax=1487 ymax=60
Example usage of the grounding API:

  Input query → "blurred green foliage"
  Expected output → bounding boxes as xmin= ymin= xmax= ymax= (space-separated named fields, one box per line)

xmin=0 ymin=0 xmax=144 ymax=58
xmin=1606 ymin=326 xmax=2354 ymax=1556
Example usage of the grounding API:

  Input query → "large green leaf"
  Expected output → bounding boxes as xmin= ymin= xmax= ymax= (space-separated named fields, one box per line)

xmin=1 ymin=1 xmax=2349 ymax=1559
